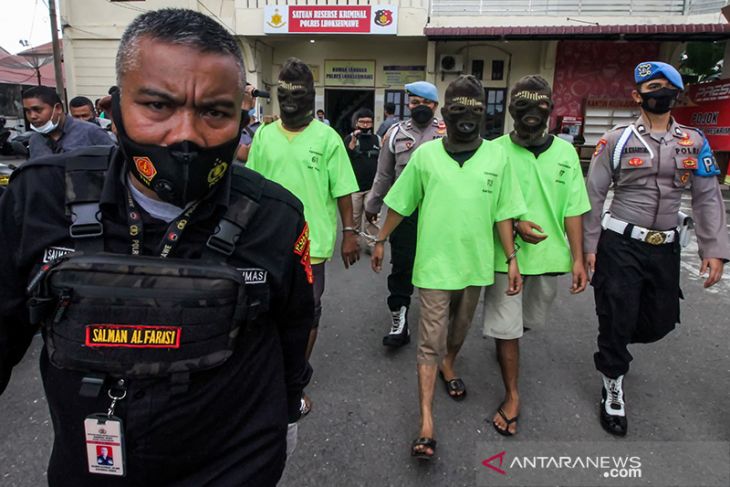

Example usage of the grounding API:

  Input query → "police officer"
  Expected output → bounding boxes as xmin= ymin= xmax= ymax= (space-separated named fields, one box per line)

xmin=0 ymin=9 xmax=313 ymax=486
xmin=584 ymin=61 xmax=729 ymax=437
xmin=365 ymin=81 xmax=446 ymax=348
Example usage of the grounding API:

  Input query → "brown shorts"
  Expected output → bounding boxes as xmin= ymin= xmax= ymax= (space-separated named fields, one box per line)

xmin=416 ymin=286 xmax=482 ymax=365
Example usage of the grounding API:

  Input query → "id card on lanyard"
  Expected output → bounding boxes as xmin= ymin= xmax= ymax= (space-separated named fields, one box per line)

xmin=84 ymin=414 xmax=126 ymax=476
xmin=84 ymin=380 xmax=128 ymax=476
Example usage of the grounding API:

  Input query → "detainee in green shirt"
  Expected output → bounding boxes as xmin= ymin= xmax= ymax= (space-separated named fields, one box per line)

xmin=247 ymin=59 xmax=360 ymax=416
xmin=483 ymin=76 xmax=590 ymax=437
xmin=371 ymin=76 xmax=526 ymax=460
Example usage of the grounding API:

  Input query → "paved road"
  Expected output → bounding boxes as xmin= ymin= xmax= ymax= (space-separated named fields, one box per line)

xmin=1 ymin=198 xmax=728 ymax=486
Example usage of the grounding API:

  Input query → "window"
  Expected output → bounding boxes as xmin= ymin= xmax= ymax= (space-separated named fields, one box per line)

xmin=385 ymin=90 xmax=410 ymax=120
xmin=483 ymin=88 xmax=506 ymax=140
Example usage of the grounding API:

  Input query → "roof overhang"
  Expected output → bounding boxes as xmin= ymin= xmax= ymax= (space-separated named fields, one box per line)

xmin=424 ymin=23 xmax=730 ymax=41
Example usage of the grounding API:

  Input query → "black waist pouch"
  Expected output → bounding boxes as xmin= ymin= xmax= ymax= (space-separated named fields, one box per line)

xmin=29 ymin=253 xmax=248 ymax=378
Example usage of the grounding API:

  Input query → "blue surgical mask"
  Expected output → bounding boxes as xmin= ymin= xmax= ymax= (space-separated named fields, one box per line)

xmin=248 ymin=108 xmax=256 ymax=118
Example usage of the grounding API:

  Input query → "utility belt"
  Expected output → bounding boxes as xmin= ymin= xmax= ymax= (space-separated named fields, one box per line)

xmin=601 ymin=212 xmax=693 ymax=247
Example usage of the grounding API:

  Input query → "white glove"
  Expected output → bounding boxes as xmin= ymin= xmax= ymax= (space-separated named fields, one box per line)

xmin=286 ymin=422 xmax=298 ymax=457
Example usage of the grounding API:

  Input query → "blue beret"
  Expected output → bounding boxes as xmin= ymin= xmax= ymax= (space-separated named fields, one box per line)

xmin=634 ymin=62 xmax=684 ymax=91
xmin=405 ymin=81 xmax=438 ymax=103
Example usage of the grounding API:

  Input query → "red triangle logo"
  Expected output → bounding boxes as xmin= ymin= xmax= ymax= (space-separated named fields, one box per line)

xmin=482 ymin=450 xmax=507 ymax=475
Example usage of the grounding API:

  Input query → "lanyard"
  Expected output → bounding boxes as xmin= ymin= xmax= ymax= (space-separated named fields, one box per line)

xmin=124 ymin=186 xmax=201 ymax=258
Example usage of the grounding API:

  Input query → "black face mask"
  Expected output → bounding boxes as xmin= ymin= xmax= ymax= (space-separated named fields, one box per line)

xmin=277 ymin=81 xmax=315 ymax=129
xmin=410 ymin=105 xmax=434 ymax=126
xmin=442 ymin=103 xmax=484 ymax=152
xmin=509 ymin=96 xmax=552 ymax=147
xmin=639 ymin=87 xmax=679 ymax=115
xmin=359 ymin=127 xmax=372 ymax=134
xmin=112 ymin=91 xmax=239 ymax=208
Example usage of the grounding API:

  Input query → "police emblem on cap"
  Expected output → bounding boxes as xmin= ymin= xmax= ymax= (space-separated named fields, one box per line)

xmin=637 ymin=63 xmax=652 ymax=78
xmin=134 ymin=157 xmax=157 ymax=184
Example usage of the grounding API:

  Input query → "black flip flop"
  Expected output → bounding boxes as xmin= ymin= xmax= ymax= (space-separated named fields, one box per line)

xmin=492 ymin=407 xmax=519 ymax=436
xmin=411 ymin=437 xmax=437 ymax=460
xmin=439 ymin=371 xmax=467 ymax=401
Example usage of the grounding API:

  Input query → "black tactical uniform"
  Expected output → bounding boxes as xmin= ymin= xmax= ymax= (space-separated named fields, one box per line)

xmin=0 ymin=147 xmax=313 ymax=486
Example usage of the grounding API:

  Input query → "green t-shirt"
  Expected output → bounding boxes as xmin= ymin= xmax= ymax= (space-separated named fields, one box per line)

xmin=384 ymin=139 xmax=526 ymax=290
xmin=493 ymin=135 xmax=591 ymax=274
xmin=248 ymin=120 xmax=359 ymax=259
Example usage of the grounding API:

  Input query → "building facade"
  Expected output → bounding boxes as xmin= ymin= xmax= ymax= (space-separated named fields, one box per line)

xmin=61 ymin=0 xmax=730 ymax=139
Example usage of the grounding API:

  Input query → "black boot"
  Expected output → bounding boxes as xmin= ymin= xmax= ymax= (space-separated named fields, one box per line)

xmin=600 ymin=375 xmax=628 ymax=437
xmin=383 ymin=306 xmax=410 ymax=348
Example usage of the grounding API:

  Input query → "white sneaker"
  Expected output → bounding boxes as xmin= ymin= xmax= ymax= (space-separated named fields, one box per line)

xmin=602 ymin=375 xmax=625 ymax=417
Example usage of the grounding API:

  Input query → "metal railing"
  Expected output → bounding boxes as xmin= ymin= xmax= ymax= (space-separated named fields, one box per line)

xmin=428 ymin=0 xmax=727 ymax=16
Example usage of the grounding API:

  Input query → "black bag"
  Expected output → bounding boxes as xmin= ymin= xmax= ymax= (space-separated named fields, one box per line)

xmin=32 ymin=253 xmax=248 ymax=377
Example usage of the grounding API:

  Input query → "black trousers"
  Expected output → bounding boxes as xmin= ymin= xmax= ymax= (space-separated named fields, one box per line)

xmin=387 ymin=211 xmax=418 ymax=311
xmin=592 ymin=229 xmax=681 ymax=378
xmin=312 ymin=262 xmax=325 ymax=328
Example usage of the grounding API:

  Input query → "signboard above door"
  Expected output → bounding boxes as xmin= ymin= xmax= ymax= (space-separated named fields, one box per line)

xmin=264 ymin=5 xmax=398 ymax=35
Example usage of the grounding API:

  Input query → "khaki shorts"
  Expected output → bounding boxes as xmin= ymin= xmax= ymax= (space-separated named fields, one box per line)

xmin=417 ymin=287 xmax=481 ymax=365
xmin=482 ymin=273 xmax=558 ymax=340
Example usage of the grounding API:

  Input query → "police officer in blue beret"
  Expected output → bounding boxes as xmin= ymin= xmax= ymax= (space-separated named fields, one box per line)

xmin=583 ymin=61 xmax=729 ymax=437
xmin=365 ymin=81 xmax=446 ymax=349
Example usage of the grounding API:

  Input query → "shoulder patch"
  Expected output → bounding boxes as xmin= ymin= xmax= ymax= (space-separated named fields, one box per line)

xmin=293 ymin=223 xmax=313 ymax=284
xmin=593 ymin=139 xmax=608 ymax=157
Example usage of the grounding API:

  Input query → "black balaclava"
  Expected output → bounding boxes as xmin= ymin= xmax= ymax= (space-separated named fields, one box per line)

xmin=638 ymin=84 xmax=680 ymax=115
xmin=112 ymin=91 xmax=239 ymax=208
xmin=441 ymin=75 xmax=485 ymax=153
xmin=508 ymin=75 xmax=553 ymax=148
xmin=278 ymin=58 xmax=315 ymax=130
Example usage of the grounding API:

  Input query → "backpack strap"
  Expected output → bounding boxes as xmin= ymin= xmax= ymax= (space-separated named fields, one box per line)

xmin=203 ymin=166 xmax=265 ymax=259
xmin=64 ymin=146 xmax=114 ymax=252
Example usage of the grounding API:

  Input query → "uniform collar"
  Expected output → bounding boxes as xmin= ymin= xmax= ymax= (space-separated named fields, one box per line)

xmin=634 ymin=114 xmax=686 ymax=138
xmin=404 ymin=117 xmax=440 ymax=131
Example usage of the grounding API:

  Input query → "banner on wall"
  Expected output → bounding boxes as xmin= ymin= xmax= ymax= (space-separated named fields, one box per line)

xmin=264 ymin=5 xmax=398 ymax=35
xmin=673 ymin=79 xmax=730 ymax=151
xmin=324 ymin=60 xmax=376 ymax=87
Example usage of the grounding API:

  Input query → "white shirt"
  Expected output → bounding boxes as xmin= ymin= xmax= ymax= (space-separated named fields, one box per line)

xmin=127 ymin=175 xmax=184 ymax=223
